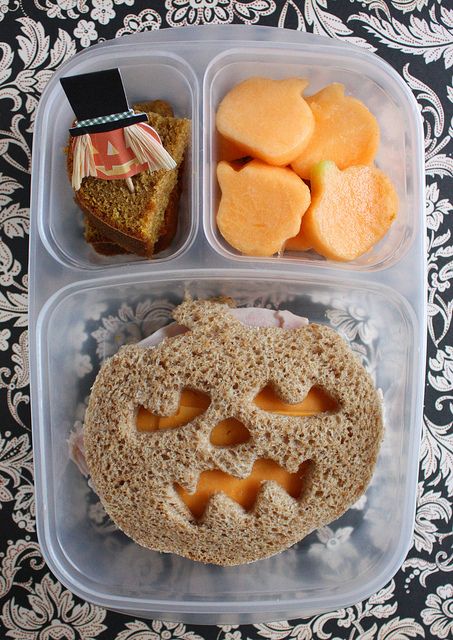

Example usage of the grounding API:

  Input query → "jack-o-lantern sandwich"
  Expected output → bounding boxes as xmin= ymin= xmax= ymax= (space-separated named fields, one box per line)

xmin=80 ymin=298 xmax=383 ymax=566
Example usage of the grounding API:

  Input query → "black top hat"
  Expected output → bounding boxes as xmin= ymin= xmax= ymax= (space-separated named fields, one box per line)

xmin=60 ymin=68 xmax=147 ymax=137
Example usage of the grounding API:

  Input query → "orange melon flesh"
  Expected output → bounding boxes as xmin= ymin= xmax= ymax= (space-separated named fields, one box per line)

xmin=176 ymin=459 xmax=310 ymax=519
xmin=285 ymin=231 xmax=312 ymax=252
xmin=291 ymin=83 xmax=380 ymax=180
xmin=217 ymin=133 xmax=249 ymax=163
xmin=300 ymin=160 xmax=398 ymax=261
xmin=217 ymin=159 xmax=311 ymax=257
xmin=216 ymin=77 xmax=315 ymax=166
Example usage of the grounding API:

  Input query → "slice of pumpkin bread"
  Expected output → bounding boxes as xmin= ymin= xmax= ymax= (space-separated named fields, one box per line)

xmin=83 ymin=99 xmax=181 ymax=256
xmin=84 ymin=176 xmax=181 ymax=256
xmin=68 ymin=103 xmax=190 ymax=256
xmin=132 ymin=100 xmax=174 ymax=118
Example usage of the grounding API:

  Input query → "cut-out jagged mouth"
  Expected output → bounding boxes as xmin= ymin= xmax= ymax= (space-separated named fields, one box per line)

xmin=175 ymin=458 xmax=312 ymax=520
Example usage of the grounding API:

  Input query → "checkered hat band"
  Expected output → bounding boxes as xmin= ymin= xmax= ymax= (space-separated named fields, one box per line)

xmin=74 ymin=109 xmax=135 ymax=129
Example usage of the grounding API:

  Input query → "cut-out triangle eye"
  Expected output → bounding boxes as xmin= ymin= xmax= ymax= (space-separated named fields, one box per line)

xmin=253 ymin=385 xmax=338 ymax=415
xmin=137 ymin=389 xmax=211 ymax=432
xmin=176 ymin=458 xmax=311 ymax=519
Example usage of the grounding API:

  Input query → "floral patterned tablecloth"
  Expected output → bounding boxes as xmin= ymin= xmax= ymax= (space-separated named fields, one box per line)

xmin=0 ymin=1 xmax=452 ymax=639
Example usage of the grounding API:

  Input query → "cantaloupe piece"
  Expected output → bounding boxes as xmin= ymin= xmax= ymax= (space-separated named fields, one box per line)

xmin=300 ymin=161 xmax=398 ymax=261
xmin=216 ymin=77 xmax=315 ymax=166
xmin=291 ymin=83 xmax=380 ymax=179
xmin=217 ymin=133 xmax=249 ymax=162
xmin=285 ymin=230 xmax=312 ymax=252
xmin=217 ymin=159 xmax=311 ymax=257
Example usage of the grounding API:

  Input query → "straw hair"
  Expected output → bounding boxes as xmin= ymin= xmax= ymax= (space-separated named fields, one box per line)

xmin=123 ymin=123 xmax=177 ymax=172
xmin=72 ymin=133 xmax=97 ymax=190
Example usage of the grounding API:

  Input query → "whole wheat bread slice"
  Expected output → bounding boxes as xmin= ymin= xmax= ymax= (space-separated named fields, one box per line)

xmin=84 ymin=299 xmax=383 ymax=566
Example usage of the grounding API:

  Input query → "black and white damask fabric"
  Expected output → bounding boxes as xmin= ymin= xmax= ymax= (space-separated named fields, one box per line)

xmin=0 ymin=1 xmax=452 ymax=639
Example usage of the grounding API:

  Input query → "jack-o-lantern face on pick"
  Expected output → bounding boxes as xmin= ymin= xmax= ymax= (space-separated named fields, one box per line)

xmin=88 ymin=129 xmax=148 ymax=180
xmin=84 ymin=300 xmax=383 ymax=566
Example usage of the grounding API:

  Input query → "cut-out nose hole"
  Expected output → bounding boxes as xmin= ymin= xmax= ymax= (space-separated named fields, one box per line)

xmin=176 ymin=458 xmax=311 ymax=520
xmin=137 ymin=389 xmax=211 ymax=431
xmin=210 ymin=418 xmax=251 ymax=447
xmin=253 ymin=385 xmax=338 ymax=415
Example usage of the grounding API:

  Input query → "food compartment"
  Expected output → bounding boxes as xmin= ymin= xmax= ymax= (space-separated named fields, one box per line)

xmin=204 ymin=48 xmax=421 ymax=271
xmin=33 ymin=271 xmax=419 ymax=622
xmin=37 ymin=53 xmax=197 ymax=269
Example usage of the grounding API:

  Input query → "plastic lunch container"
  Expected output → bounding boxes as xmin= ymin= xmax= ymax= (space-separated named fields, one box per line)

xmin=29 ymin=26 xmax=426 ymax=624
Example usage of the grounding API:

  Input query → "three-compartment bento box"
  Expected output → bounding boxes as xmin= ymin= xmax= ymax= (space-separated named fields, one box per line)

xmin=29 ymin=25 xmax=426 ymax=624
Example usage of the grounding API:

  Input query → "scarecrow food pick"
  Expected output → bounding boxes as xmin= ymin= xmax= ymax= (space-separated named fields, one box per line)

xmin=61 ymin=69 xmax=176 ymax=192
xmin=61 ymin=70 xmax=191 ymax=257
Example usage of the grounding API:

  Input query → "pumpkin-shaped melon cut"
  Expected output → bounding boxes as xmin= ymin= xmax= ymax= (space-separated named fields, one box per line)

xmin=291 ymin=83 xmax=380 ymax=180
xmin=216 ymin=77 xmax=315 ymax=166
xmin=216 ymin=159 xmax=311 ymax=257
xmin=300 ymin=160 xmax=398 ymax=261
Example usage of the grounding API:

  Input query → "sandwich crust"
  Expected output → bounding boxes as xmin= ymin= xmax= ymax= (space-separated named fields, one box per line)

xmin=84 ymin=299 xmax=383 ymax=565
